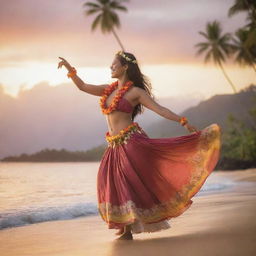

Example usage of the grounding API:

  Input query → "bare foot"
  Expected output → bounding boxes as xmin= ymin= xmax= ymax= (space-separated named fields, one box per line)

xmin=115 ymin=227 xmax=125 ymax=235
xmin=115 ymin=231 xmax=133 ymax=240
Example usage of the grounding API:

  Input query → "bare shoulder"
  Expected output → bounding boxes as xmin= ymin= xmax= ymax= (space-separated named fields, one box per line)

xmin=127 ymin=87 xmax=145 ymax=104
xmin=133 ymin=86 xmax=165 ymax=114
xmin=133 ymin=86 xmax=155 ymax=100
xmin=132 ymin=86 xmax=148 ymax=98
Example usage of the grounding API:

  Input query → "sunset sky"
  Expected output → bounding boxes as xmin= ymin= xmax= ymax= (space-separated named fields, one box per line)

xmin=0 ymin=0 xmax=255 ymax=99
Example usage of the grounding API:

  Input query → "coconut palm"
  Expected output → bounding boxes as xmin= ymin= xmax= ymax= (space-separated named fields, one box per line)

xmin=243 ymin=13 xmax=256 ymax=62
xmin=228 ymin=0 xmax=256 ymax=21
xmin=195 ymin=20 xmax=237 ymax=93
xmin=83 ymin=0 xmax=129 ymax=51
xmin=231 ymin=28 xmax=256 ymax=72
xmin=228 ymin=0 xmax=256 ymax=63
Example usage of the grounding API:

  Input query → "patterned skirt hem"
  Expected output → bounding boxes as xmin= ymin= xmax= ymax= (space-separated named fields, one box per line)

xmin=98 ymin=198 xmax=193 ymax=234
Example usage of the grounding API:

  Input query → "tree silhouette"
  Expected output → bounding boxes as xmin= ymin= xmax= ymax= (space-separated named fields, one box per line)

xmin=228 ymin=0 xmax=256 ymax=72
xmin=228 ymin=0 xmax=256 ymax=21
xmin=230 ymin=28 xmax=256 ymax=72
xmin=195 ymin=20 xmax=237 ymax=93
xmin=83 ymin=0 xmax=129 ymax=51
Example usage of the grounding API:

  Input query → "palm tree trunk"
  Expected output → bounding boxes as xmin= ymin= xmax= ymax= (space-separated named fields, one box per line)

xmin=111 ymin=27 xmax=125 ymax=51
xmin=218 ymin=61 xmax=237 ymax=93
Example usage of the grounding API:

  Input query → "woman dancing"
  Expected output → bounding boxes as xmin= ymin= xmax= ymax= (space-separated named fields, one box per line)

xmin=57 ymin=51 xmax=221 ymax=241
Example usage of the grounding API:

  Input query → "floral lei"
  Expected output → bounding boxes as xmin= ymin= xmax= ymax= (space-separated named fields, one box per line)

xmin=99 ymin=80 xmax=134 ymax=114
xmin=105 ymin=122 xmax=142 ymax=147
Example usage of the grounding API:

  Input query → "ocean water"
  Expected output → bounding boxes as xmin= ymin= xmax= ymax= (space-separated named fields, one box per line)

xmin=0 ymin=162 xmax=238 ymax=230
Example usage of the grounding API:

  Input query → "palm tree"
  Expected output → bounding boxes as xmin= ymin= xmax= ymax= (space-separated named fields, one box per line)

xmin=83 ymin=0 xmax=129 ymax=51
xmin=244 ymin=13 xmax=256 ymax=50
xmin=230 ymin=28 xmax=256 ymax=72
xmin=228 ymin=0 xmax=256 ymax=21
xmin=228 ymin=0 xmax=256 ymax=64
xmin=195 ymin=20 xmax=237 ymax=93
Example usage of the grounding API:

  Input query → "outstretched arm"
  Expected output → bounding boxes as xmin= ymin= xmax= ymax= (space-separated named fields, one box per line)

xmin=71 ymin=75 xmax=108 ymax=96
xmin=136 ymin=87 xmax=180 ymax=122
xmin=58 ymin=56 xmax=108 ymax=96
xmin=136 ymin=87 xmax=198 ymax=132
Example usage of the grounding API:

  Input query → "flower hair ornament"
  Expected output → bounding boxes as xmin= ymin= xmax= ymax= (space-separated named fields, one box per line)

xmin=116 ymin=51 xmax=137 ymax=64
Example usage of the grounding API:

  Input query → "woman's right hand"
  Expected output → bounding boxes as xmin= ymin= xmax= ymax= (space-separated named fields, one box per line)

xmin=57 ymin=57 xmax=72 ymax=71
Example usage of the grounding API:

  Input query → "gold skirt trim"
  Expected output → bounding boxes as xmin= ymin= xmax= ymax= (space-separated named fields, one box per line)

xmin=105 ymin=122 xmax=143 ymax=148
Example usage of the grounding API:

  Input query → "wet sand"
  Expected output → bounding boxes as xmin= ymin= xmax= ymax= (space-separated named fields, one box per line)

xmin=0 ymin=169 xmax=255 ymax=256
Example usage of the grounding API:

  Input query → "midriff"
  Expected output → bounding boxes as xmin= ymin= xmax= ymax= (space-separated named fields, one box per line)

xmin=106 ymin=112 xmax=133 ymax=136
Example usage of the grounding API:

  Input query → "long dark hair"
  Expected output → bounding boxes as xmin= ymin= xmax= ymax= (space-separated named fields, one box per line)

xmin=116 ymin=51 xmax=155 ymax=121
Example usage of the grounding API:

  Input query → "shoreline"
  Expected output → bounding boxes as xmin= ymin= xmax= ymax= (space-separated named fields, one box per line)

xmin=0 ymin=169 xmax=255 ymax=256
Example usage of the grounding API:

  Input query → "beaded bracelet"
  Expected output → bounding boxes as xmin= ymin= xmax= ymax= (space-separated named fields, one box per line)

xmin=179 ymin=116 xmax=188 ymax=126
xmin=67 ymin=67 xmax=77 ymax=78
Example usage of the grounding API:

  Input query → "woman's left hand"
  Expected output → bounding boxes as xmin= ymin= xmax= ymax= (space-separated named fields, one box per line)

xmin=184 ymin=123 xmax=199 ymax=133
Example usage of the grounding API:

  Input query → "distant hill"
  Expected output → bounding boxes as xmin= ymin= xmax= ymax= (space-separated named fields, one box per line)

xmin=1 ymin=145 xmax=106 ymax=162
xmin=145 ymin=84 xmax=256 ymax=138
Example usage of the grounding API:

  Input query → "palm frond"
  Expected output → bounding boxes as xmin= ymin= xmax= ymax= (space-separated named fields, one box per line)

xmin=91 ymin=14 xmax=102 ymax=31
xmin=84 ymin=8 xmax=100 ymax=16
xmin=194 ymin=42 xmax=209 ymax=56
xmin=228 ymin=0 xmax=256 ymax=17
xmin=109 ymin=1 xmax=128 ymax=12
xmin=109 ymin=11 xmax=121 ymax=28
xmin=204 ymin=50 xmax=212 ymax=63
xmin=206 ymin=20 xmax=221 ymax=40
xmin=198 ymin=31 xmax=209 ymax=39
xmin=96 ymin=0 xmax=109 ymax=5
xmin=83 ymin=2 xmax=101 ymax=8
xmin=245 ymin=29 xmax=256 ymax=48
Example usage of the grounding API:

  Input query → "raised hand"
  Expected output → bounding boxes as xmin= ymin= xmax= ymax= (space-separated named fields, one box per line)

xmin=57 ymin=57 xmax=72 ymax=70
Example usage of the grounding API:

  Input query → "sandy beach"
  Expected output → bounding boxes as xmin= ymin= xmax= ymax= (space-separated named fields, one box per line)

xmin=0 ymin=169 xmax=255 ymax=256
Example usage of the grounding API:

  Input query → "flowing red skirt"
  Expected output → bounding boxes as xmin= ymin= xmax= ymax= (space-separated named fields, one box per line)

xmin=97 ymin=122 xmax=222 ymax=234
